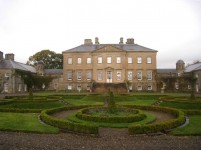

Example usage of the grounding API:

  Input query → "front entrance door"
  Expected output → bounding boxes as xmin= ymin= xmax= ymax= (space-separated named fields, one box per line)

xmin=106 ymin=71 xmax=112 ymax=83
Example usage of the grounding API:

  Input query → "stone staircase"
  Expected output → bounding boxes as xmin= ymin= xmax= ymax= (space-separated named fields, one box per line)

xmin=92 ymin=83 xmax=128 ymax=94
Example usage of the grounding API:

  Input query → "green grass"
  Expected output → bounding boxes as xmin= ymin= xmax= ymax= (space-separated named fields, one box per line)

xmin=0 ymin=101 xmax=64 ymax=110
xmin=171 ymin=115 xmax=201 ymax=135
xmin=64 ymin=95 xmax=160 ymax=106
xmin=0 ymin=112 xmax=59 ymax=133
xmin=160 ymin=101 xmax=201 ymax=110
xmin=67 ymin=112 xmax=156 ymax=128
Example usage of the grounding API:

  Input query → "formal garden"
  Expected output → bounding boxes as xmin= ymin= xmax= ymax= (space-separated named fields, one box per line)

xmin=0 ymin=92 xmax=201 ymax=136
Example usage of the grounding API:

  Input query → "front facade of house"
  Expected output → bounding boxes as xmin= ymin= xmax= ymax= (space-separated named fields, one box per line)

xmin=0 ymin=37 xmax=200 ymax=93
xmin=62 ymin=38 xmax=158 ymax=92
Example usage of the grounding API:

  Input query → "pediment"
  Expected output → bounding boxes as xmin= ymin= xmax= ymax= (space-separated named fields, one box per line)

xmin=93 ymin=45 xmax=124 ymax=53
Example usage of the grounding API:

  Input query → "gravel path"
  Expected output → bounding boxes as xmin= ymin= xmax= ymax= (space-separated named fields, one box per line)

xmin=0 ymin=131 xmax=201 ymax=150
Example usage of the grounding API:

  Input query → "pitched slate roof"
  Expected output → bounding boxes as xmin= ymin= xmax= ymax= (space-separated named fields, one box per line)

xmin=0 ymin=59 xmax=36 ymax=73
xmin=157 ymin=69 xmax=177 ymax=74
xmin=63 ymin=44 xmax=157 ymax=53
xmin=44 ymin=69 xmax=63 ymax=75
xmin=185 ymin=62 xmax=201 ymax=72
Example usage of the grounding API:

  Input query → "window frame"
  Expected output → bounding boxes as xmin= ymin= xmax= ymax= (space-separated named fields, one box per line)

xmin=137 ymin=57 xmax=142 ymax=64
xmin=98 ymin=70 xmax=103 ymax=80
xmin=67 ymin=57 xmax=72 ymax=64
xmin=87 ymin=57 xmax=91 ymax=64
xmin=128 ymin=57 xmax=132 ymax=64
xmin=137 ymin=71 xmax=142 ymax=80
xmin=107 ymin=57 xmax=112 ymax=64
xmin=116 ymin=70 xmax=121 ymax=81
xmin=67 ymin=71 xmax=73 ymax=80
xmin=147 ymin=57 xmax=152 ymax=64
xmin=116 ymin=57 xmax=121 ymax=64
xmin=86 ymin=71 xmax=91 ymax=81
xmin=77 ymin=71 xmax=82 ymax=80
xmin=98 ymin=57 xmax=102 ymax=64
xmin=77 ymin=57 xmax=82 ymax=64
xmin=147 ymin=70 xmax=152 ymax=80
xmin=128 ymin=71 xmax=133 ymax=81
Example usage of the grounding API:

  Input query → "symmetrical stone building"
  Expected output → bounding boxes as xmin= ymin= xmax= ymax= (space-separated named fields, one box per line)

xmin=0 ymin=37 xmax=200 ymax=93
xmin=62 ymin=37 xmax=157 ymax=93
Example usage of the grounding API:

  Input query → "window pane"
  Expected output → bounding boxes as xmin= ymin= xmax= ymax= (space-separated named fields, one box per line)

xmin=86 ymin=71 xmax=91 ymax=80
xmin=77 ymin=58 xmax=82 ymax=64
xmin=116 ymin=71 xmax=121 ymax=80
xmin=68 ymin=58 xmax=72 ymax=64
xmin=98 ymin=57 xmax=102 ymax=64
xmin=77 ymin=71 xmax=82 ymax=80
xmin=67 ymin=71 xmax=72 ymax=80
xmin=107 ymin=57 xmax=112 ymax=63
xmin=137 ymin=71 xmax=142 ymax=80
xmin=116 ymin=57 xmax=121 ymax=64
xmin=148 ymin=85 xmax=152 ymax=90
xmin=137 ymin=57 xmax=142 ymax=63
xmin=147 ymin=71 xmax=152 ymax=80
xmin=87 ymin=58 xmax=91 ymax=64
xmin=98 ymin=70 xmax=102 ymax=80
xmin=128 ymin=71 xmax=133 ymax=80
xmin=147 ymin=57 xmax=151 ymax=64
xmin=128 ymin=57 xmax=132 ymax=64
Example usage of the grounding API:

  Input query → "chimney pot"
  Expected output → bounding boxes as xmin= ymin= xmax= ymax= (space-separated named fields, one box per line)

xmin=95 ymin=37 xmax=99 ymax=44
xmin=119 ymin=37 xmax=124 ymax=44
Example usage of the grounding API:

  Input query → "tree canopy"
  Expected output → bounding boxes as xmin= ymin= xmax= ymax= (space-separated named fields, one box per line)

xmin=27 ymin=50 xmax=63 ymax=69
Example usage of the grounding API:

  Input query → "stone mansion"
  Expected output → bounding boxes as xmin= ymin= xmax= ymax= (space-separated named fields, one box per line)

xmin=0 ymin=37 xmax=200 ymax=93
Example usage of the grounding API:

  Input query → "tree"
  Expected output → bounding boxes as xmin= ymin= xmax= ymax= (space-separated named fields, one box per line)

xmin=27 ymin=50 xmax=63 ymax=69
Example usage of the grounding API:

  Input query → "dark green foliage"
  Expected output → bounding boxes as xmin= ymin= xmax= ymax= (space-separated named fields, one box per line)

xmin=40 ymin=106 xmax=99 ymax=134
xmin=27 ymin=49 xmax=63 ymax=69
xmin=76 ymin=107 xmax=146 ymax=123
xmin=127 ymin=105 xmax=185 ymax=134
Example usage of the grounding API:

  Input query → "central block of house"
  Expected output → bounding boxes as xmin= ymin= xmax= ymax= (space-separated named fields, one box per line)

xmin=62 ymin=37 xmax=157 ymax=93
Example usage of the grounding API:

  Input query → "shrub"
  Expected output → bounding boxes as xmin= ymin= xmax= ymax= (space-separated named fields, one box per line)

xmin=40 ymin=106 xmax=99 ymax=135
xmin=76 ymin=106 xmax=146 ymax=123
xmin=127 ymin=105 xmax=185 ymax=134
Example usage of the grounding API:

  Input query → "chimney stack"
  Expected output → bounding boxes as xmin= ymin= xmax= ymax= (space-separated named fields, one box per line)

xmin=95 ymin=37 xmax=99 ymax=44
xmin=119 ymin=37 xmax=124 ymax=44
xmin=5 ymin=53 xmax=14 ymax=61
xmin=126 ymin=38 xmax=134 ymax=44
xmin=84 ymin=39 xmax=93 ymax=45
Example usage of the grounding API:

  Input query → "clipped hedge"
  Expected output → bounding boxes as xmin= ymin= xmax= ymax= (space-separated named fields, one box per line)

xmin=182 ymin=109 xmax=201 ymax=115
xmin=76 ymin=106 xmax=146 ymax=123
xmin=126 ymin=105 xmax=185 ymax=134
xmin=0 ymin=108 xmax=41 ymax=113
xmin=40 ymin=105 xmax=99 ymax=135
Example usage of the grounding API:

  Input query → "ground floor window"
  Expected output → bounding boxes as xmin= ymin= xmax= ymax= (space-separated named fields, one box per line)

xmin=77 ymin=85 xmax=81 ymax=91
xmin=128 ymin=71 xmax=133 ymax=81
xmin=175 ymin=83 xmax=179 ymax=89
xmin=98 ymin=70 xmax=103 ymax=80
xmin=77 ymin=71 xmax=82 ymax=80
xmin=86 ymin=71 xmax=91 ymax=80
xmin=68 ymin=85 xmax=72 ymax=90
xmin=67 ymin=71 xmax=72 ymax=80
xmin=137 ymin=85 xmax=142 ymax=91
xmin=116 ymin=71 xmax=121 ymax=81
xmin=87 ymin=85 xmax=91 ymax=90
xmin=147 ymin=85 xmax=152 ymax=90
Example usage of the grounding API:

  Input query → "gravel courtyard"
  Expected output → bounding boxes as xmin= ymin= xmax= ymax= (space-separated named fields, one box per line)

xmin=0 ymin=131 xmax=201 ymax=150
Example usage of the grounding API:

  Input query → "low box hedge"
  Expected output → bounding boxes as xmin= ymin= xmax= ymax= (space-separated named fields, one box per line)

xmin=76 ymin=106 xmax=146 ymax=123
xmin=126 ymin=105 xmax=185 ymax=134
xmin=40 ymin=105 xmax=99 ymax=135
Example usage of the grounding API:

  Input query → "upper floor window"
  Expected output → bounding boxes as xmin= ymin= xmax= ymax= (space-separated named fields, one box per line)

xmin=67 ymin=71 xmax=72 ymax=80
xmin=87 ymin=58 xmax=91 ymax=64
xmin=128 ymin=57 xmax=132 ymax=64
xmin=137 ymin=71 xmax=142 ymax=80
xmin=77 ymin=58 xmax=82 ymax=64
xmin=147 ymin=57 xmax=152 ymax=64
xmin=107 ymin=57 xmax=112 ymax=64
xmin=147 ymin=70 xmax=152 ymax=80
xmin=137 ymin=57 xmax=142 ymax=64
xmin=5 ymin=73 xmax=9 ymax=77
xmin=98 ymin=57 xmax=102 ymax=64
xmin=128 ymin=71 xmax=133 ymax=81
xmin=116 ymin=57 xmax=121 ymax=64
xmin=68 ymin=58 xmax=72 ymax=64
xmin=77 ymin=71 xmax=82 ymax=80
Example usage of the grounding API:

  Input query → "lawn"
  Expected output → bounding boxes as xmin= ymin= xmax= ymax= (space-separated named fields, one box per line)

xmin=63 ymin=95 xmax=160 ymax=106
xmin=171 ymin=115 xmax=201 ymax=136
xmin=0 ymin=101 xmax=64 ymax=110
xmin=0 ymin=112 xmax=59 ymax=133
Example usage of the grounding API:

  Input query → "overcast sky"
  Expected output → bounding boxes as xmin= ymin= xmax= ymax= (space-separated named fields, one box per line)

xmin=0 ymin=0 xmax=201 ymax=68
